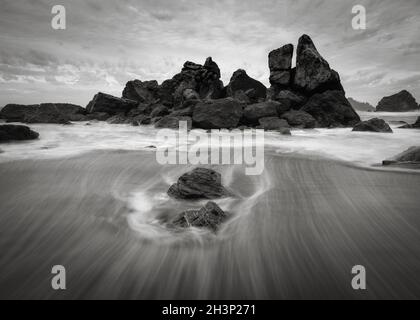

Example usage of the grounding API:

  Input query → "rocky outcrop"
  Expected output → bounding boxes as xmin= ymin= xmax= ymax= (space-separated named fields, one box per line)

xmin=192 ymin=98 xmax=244 ymax=129
xmin=0 ymin=125 xmax=39 ymax=143
xmin=352 ymin=118 xmax=393 ymax=133
xmin=301 ymin=91 xmax=360 ymax=128
xmin=0 ymin=103 xmax=86 ymax=124
xmin=269 ymin=44 xmax=293 ymax=87
xmin=157 ymin=58 xmax=224 ymax=108
xmin=122 ymin=80 xmax=159 ymax=105
xmin=171 ymin=201 xmax=229 ymax=231
xmin=168 ymin=168 xmax=231 ymax=200
xmin=293 ymin=35 xmax=344 ymax=95
xmin=383 ymin=147 xmax=420 ymax=166
xmin=86 ymin=92 xmax=138 ymax=115
xmin=376 ymin=90 xmax=419 ymax=112
xmin=348 ymin=98 xmax=375 ymax=112
xmin=281 ymin=110 xmax=316 ymax=128
xmin=243 ymin=102 xmax=279 ymax=125
xmin=154 ymin=116 xmax=192 ymax=129
xmin=225 ymin=69 xmax=267 ymax=103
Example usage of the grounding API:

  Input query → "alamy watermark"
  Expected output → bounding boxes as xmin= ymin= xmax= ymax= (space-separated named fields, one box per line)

xmin=155 ymin=122 xmax=265 ymax=176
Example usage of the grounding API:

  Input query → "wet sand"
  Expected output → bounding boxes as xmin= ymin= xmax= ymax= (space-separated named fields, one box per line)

xmin=0 ymin=150 xmax=420 ymax=299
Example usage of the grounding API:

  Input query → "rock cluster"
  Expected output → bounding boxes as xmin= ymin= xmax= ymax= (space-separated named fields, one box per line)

xmin=168 ymin=167 xmax=231 ymax=231
xmin=399 ymin=117 xmax=420 ymax=129
xmin=0 ymin=34 xmax=368 ymax=131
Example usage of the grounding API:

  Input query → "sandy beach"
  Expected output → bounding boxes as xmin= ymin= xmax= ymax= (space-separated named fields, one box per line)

xmin=1 ymin=149 xmax=419 ymax=300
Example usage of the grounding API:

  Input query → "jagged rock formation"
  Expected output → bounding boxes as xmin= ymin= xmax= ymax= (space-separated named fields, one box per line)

xmin=348 ymin=98 xmax=375 ymax=112
xmin=2 ymin=34 xmax=362 ymax=130
xmin=376 ymin=90 xmax=419 ymax=112
xmin=352 ymin=118 xmax=393 ymax=133
xmin=0 ymin=125 xmax=39 ymax=142
xmin=225 ymin=69 xmax=267 ymax=103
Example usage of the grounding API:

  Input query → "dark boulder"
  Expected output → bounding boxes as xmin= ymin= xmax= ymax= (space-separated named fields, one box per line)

xmin=293 ymin=34 xmax=344 ymax=95
xmin=352 ymin=118 xmax=393 ymax=133
xmin=170 ymin=107 xmax=194 ymax=117
xmin=122 ymin=80 xmax=159 ymax=105
xmin=269 ymin=44 xmax=293 ymax=87
xmin=376 ymin=90 xmax=419 ymax=112
xmin=225 ymin=69 xmax=267 ymax=103
xmin=301 ymin=90 xmax=360 ymax=127
xmin=171 ymin=201 xmax=229 ymax=232
xmin=192 ymin=98 xmax=244 ymax=129
xmin=281 ymin=110 xmax=316 ymax=128
xmin=168 ymin=168 xmax=231 ymax=200
xmin=0 ymin=103 xmax=86 ymax=124
xmin=243 ymin=102 xmax=279 ymax=125
xmin=0 ymin=125 xmax=39 ymax=143
xmin=257 ymin=117 xmax=291 ymax=134
xmin=86 ymin=92 xmax=138 ymax=115
xmin=383 ymin=146 xmax=420 ymax=166
xmin=0 ymin=104 xmax=39 ymax=122
xmin=154 ymin=116 xmax=192 ymax=130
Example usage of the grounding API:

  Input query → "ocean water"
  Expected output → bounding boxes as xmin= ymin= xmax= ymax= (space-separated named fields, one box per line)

xmin=1 ymin=111 xmax=419 ymax=169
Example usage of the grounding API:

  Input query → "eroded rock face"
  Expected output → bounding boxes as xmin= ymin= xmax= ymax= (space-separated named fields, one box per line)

xmin=383 ymin=146 xmax=420 ymax=166
xmin=192 ymin=98 xmax=244 ymax=129
xmin=376 ymin=90 xmax=419 ymax=112
xmin=269 ymin=44 xmax=293 ymax=87
xmin=168 ymin=168 xmax=231 ymax=200
xmin=225 ymin=69 xmax=267 ymax=103
xmin=352 ymin=118 xmax=393 ymax=133
xmin=0 ymin=125 xmax=39 ymax=142
xmin=157 ymin=58 xmax=224 ymax=108
xmin=301 ymin=90 xmax=360 ymax=128
xmin=281 ymin=110 xmax=316 ymax=128
xmin=122 ymin=80 xmax=159 ymax=105
xmin=171 ymin=201 xmax=229 ymax=231
xmin=293 ymin=34 xmax=344 ymax=95
xmin=86 ymin=92 xmax=138 ymax=115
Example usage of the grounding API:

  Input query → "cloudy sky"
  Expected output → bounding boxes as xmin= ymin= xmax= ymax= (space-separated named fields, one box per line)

xmin=0 ymin=0 xmax=419 ymax=107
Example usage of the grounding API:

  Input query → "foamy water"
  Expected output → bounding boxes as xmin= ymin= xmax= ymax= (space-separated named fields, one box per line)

xmin=0 ymin=111 xmax=419 ymax=169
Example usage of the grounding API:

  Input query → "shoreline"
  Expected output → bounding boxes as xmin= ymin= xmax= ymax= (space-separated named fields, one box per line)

xmin=1 ymin=150 xmax=420 ymax=299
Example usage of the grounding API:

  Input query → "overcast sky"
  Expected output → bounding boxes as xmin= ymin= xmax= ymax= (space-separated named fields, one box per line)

xmin=0 ymin=0 xmax=419 ymax=107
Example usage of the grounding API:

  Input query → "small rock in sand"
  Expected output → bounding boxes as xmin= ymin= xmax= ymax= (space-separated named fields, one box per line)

xmin=171 ymin=201 xmax=229 ymax=231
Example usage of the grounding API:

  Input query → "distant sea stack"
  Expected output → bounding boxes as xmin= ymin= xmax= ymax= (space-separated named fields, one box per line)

xmin=348 ymin=98 xmax=375 ymax=112
xmin=376 ymin=90 xmax=419 ymax=112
